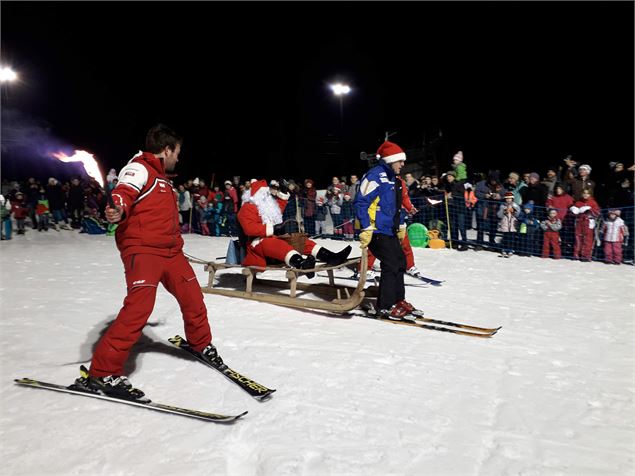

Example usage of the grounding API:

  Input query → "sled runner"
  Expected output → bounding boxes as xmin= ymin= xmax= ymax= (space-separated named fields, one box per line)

xmin=187 ymin=248 xmax=371 ymax=314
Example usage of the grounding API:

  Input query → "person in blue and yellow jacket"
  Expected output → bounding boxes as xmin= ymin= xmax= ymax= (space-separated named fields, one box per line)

xmin=354 ymin=140 xmax=417 ymax=319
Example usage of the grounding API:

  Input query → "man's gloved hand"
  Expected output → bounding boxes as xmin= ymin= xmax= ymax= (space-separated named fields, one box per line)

xmin=397 ymin=225 xmax=407 ymax=242
xmin=273 ymin=219 xmax=298 ymax=236
xmin=359 ymin=228 xmax=373 ymax=248
xmin=278 ymin=179 xmax=289 ymax=194
xmin=105 ymin=205 xmax=123 ymax=223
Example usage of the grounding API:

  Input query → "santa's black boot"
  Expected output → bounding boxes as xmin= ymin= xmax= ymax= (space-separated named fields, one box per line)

xmin=289 ymin=254 xmax=316 ymax=279
xmin=316 ymin=245 xmax=352 ymax=266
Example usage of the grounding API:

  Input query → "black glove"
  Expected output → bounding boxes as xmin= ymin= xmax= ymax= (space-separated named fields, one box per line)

xmin=273 ymin=220 xmax=298 ymax=236
xmin=278 ymin=179 xmax=290 ymax=195
xmin=273 ymin=221 xmax=287 ymax=236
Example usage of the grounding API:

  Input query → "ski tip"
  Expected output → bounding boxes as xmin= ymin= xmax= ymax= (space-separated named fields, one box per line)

xmin=255 ymin=389 xmax=277 ymax=401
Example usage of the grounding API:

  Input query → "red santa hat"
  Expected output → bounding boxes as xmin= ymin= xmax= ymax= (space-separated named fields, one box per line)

xmin=453 ymin=151 xmax=464 ymax=163
xmin=377 ymin=141 xmax=406 ymax=164
xmin=249 ymin=179 xmax=269 ymax=198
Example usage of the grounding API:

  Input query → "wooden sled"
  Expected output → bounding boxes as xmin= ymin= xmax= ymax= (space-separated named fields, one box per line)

xmin=189 ymin=248 xmax=370 ymax=314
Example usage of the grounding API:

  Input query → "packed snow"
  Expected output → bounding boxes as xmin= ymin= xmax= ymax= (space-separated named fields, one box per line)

xmin=1 ymin=231 xmax=633 ymax=475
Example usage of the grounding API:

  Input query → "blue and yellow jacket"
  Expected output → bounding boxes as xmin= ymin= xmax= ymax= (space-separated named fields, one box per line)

xmin=354 ymin=162 xmax=404 ymax=236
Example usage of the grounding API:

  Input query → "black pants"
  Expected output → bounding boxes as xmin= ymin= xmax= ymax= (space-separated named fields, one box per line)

xmin=368 ymin=234 xmax=406 ymax=310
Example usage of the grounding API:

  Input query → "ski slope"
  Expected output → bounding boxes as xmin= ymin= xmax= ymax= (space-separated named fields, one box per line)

xmin=1 ymin=232 xmax=633 ymax=475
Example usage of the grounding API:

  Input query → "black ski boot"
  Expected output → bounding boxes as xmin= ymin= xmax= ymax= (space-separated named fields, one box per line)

xmin=289 ymin=253 xmax=316 ymax=278
xmin=199 ymin=343 xmax=226 ymax=369
xmin=316 ymin=245 xmax=352 ymax=266
xmin=70 ymin=365 xmax=150 ymax=402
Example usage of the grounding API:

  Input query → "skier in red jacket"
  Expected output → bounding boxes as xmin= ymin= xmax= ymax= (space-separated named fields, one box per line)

xmin=73 ymin=124 xmax=219 ymax=401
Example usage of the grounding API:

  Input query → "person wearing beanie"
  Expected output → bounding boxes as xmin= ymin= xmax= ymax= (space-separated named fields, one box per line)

xmin=565 ymin=162 xmax=596 ymax=201
xmin=542 ymin=168 xmax=559 ymax=196
xmin=354 ymin=140 xmax=416 ymax=319
xmin=540 ymin=208 xmax=563 ymax=259
xmin=451 ymin=151 xmax=468 ymax=182
xmin=443 ymin=169 xmax=469 ymax=250
xmin=237 ymin=179 xmax=352 ymax=274
xmin=519 ymin=172 xmax=548 ymax=215
xmin=601 ymin=209 xmax=628 ymax=264
xmin=505 ymin=171 xmax=527 ymax=205
xmin=518 ymin=201 xmax=541 ymax=256
xmin=496 ymin=191 xmax=521 ymax=257
xmin=569 ymin=188 xmax=600 ymax=261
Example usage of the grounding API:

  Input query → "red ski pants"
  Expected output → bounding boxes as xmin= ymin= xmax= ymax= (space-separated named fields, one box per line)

xmin=574 ymin=227 xmax=594 ymax=260
xmin=366 ymin=234 xmax=415 ymax=271
xmin=541 ymin=231 xmax=561 ymax=259
xmin=244 ymin=237 xmax=317 ymax=268
xmin=603 ymin=241 xmax=623 ymax=264
xmin=90 ymin=253 xmax=212 ymax=377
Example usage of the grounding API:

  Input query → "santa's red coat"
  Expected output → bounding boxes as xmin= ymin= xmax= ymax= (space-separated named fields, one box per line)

xmin=237 ymin=199 xmax=317 ymax=267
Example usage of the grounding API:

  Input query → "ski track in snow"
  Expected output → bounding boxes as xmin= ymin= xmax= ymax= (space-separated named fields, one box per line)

xmin=1 ymin=232 xmax=633 ymax=475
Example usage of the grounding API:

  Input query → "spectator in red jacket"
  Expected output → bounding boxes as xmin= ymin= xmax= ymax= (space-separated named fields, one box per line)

xmin=569 ymin=188 xmax=600 ymax=261
xmin=11 ymin=191 xmax=29 ymax=235
xmin=75 ymin=124 xmax=220 ymax=402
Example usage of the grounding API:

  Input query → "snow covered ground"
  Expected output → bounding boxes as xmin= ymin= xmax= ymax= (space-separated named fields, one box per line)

xmin=1 ymin=231 xmax=634 ymax=476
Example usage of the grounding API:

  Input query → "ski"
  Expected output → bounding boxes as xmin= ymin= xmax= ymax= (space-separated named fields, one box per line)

xmin=14 ymin=378 xmax=247 ymax=423
xmin=317 ymin=273 xmax=427 ymax=288
xmin=366 ymin=315 xmax=498 ymax=338
xmin=413 ymin=316 xmax=501 ymax=334
xmin=408 ymin=274 xmax=444 ymax=286
xmin=168 ymin=335 xmax=276 ymax=401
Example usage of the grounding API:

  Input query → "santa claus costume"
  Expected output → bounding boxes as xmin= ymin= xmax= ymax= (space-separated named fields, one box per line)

xmin=237 ymin=180 xmax=351 ymax=271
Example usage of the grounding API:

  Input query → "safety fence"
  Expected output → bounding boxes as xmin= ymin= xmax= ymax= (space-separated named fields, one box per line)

xmin=179 ymin=194 xmax=634 ymax=265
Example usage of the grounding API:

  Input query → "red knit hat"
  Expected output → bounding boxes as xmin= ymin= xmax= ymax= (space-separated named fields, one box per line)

xmin=504 ymin=191 xmax=514 ymax=199
xmin=377 ymin=141 xmax=406 ymax=164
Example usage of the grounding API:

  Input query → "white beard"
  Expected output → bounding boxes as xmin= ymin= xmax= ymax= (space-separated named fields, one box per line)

xmin=251 ymin=188 xmax=283 ymax=225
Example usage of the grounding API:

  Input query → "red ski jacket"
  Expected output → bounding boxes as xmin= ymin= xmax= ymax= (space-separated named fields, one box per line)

xmin=111 ymin=152 xmax=183 ymax=258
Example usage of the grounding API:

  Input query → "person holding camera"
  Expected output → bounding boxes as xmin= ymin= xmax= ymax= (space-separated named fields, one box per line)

xmin=237 ymin=180 xmax=351 ymax=275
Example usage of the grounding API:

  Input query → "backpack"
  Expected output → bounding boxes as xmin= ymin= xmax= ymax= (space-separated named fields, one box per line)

xmin=81 ymin=217 xmax=107 ymax=235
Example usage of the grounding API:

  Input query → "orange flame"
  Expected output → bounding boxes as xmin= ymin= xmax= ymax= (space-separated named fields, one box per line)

xmin=51 ymin=150 xmax=105 ymax=187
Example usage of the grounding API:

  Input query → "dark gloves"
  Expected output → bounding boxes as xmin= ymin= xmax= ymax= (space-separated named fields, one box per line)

xmin=273 ymin=220 xmax=299 ymax=236
xmin=278 ymin=179 xmax=290 ymax=195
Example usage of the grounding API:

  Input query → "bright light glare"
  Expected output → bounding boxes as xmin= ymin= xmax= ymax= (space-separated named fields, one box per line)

xmin=0 ymin=66 xmax=18 ymax=83
xmin=330 ymin=83 xmax=351 ymax=96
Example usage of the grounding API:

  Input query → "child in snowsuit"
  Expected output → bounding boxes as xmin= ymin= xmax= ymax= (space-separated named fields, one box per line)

xmin=10 ymin=192 xmax=29 ymax=235
xmin=602 ymin=209 xmax=628 ymax=264
xmin=341 ymin=192 xmax=355 ymax=240
xmin=569 ymin=189 xmax=600 ymax=261
xmin=35 ymin=188 xmax=51 ymax=231
xmin=497 ymin=191 xmax=521 ymax=257
xmin=518 ymin=201 xmax=541 ymax=256
xmin=540 ymin=208 xmax=562 ymax=259
xmin=314 ymin=197 xmax=328 ymax=236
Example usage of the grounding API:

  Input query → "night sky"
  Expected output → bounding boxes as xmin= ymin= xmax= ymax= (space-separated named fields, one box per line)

xmin=1 ymin=1 xmax=633 ymax=186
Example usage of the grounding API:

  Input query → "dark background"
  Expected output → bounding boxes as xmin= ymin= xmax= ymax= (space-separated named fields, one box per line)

xmin=1 ymin=1 xmax=633 ymax=186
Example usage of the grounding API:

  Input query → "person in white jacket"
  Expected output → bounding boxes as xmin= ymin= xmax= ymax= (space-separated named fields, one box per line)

xmin=602 ymin=209 xmax=629 ymax=264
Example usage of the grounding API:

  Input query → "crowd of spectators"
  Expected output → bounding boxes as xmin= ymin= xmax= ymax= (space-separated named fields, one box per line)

xmin=1 ymin=154 xmax=633 ymax=264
